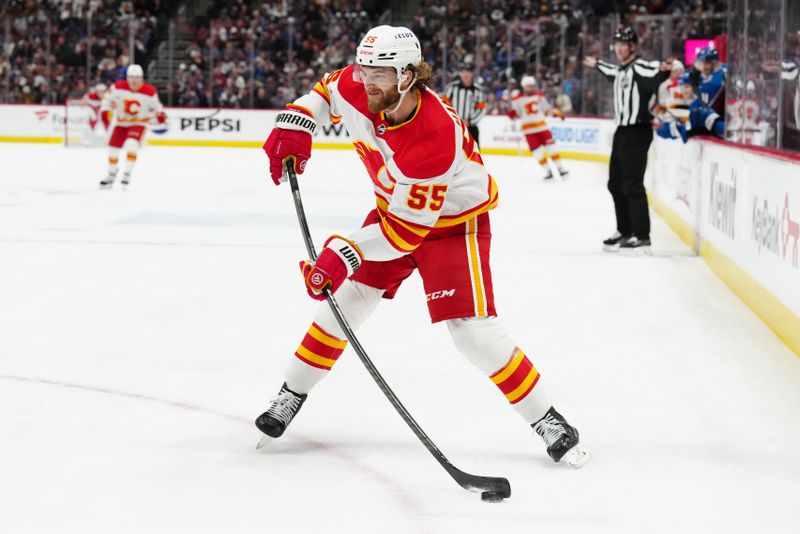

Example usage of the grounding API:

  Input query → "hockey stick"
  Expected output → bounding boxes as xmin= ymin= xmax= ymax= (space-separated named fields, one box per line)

xmin=285 ymin=160 xmax=511 ymax=502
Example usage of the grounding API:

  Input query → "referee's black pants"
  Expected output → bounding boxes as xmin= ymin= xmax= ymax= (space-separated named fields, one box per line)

xmin=608 ymin=124 xmax=653 ymax=239
xmin=468 ymin=124 xmax=480 ymax=147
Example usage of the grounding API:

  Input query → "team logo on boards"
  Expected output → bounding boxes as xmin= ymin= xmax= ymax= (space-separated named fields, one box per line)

xmin=34 ymin=110 xmax=49 ymax=121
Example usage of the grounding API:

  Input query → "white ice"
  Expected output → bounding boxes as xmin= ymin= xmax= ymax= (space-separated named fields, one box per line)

xmin=1 ymin=143 xmax=798 ymax=534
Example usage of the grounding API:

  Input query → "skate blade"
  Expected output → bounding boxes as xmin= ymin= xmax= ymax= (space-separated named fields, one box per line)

xmin=562 ymin=445 xmax=591 ymax=468
xmin=621 ymin=246 xmax=652 ymax=256
xmin=256 ymin=435 xmax=275 ymax=451
xmin=602 ymin=244 xmax=621 ymax=253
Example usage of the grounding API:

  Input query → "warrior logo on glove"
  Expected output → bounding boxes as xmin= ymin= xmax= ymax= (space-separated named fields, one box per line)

xmin=299 ymin=236 xmax=363 ymax=301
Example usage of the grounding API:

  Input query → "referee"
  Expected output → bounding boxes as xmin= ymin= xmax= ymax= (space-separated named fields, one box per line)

xmin=583 ymin=27 xmax=673 ymax=252
xmin=444 ymin=62 xmax=487 ymax=145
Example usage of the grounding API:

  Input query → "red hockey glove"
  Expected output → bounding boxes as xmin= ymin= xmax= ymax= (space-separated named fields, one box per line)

xmin=101 ymin=110 xmax=112 ymax=129
xmin=299 ymin=236 xmax=362 ymax=300
xmin=156 ymin=111 xmax=167 ymax=124
xmin=262 ymin=106 xmax=316 ymax=185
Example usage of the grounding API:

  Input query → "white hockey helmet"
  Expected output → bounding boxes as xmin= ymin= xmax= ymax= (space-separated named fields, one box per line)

xmin=671 ymin=59 xmax=685 ymax=72
xmin=126 ymin=64 xmax=144 ymax=79
xmin=95 ymin=83 xmax=107 ymax=93
xmin=520 ymin=75 xmax=537 ymax=88
xmin=355 ymin=25 xmax=421 ymax=92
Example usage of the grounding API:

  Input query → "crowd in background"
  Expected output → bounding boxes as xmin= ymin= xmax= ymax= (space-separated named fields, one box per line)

xmin=2 ymin=0 xmax=731 ymax=112
xmin=171 ymin=0 xmax=387 ymax=108
xmin=169 ymin=0 xmax=729 ymax=114
xmin=1 ymin=0 xmax=166 ymax=104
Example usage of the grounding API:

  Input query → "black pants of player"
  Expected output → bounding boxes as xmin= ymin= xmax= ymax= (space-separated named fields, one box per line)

xmin=468 ymin=124 xmax=480 ymax=147
xmin=608 ymin=124 xmax=653 ymax=239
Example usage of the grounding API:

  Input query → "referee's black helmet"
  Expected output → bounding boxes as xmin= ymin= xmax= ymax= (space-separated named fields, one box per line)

xmin=613 ymin=26 xmax=638 ymax=45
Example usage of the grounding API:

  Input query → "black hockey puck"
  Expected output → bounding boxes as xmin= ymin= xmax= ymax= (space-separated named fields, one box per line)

xmin=481 ymin=491 xmax=505 ymax=503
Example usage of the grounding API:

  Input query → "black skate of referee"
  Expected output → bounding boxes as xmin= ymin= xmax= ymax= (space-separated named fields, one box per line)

xmin=444 ymin=62 xmax=487 ymax=146
xmin=583 ymin=27 xmax=673 ymax=252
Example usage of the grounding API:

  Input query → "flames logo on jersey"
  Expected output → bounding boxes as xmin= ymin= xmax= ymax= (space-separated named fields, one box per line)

xmin=353 ymin=140 xmax=395 ymax=194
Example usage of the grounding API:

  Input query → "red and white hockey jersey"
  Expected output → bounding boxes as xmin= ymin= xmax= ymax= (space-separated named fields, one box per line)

xmin=726 ymin=96 xmax=762 ymax=143
xmin=101 ymin=80 xmax=163 ymax=127
xmin=508 ymin=92 xmax=554 ymax=134
xmin=291 ymin=64 xmax=498 ymax=261
xmin=85 ymin=90 xmax=103 ymax=113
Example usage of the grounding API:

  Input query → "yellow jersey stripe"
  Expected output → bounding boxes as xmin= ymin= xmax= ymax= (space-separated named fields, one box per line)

xmin=380 ymin=218 xmax=418 ymax=252
xmin=467 ymin=218 xmax=487 ymax=316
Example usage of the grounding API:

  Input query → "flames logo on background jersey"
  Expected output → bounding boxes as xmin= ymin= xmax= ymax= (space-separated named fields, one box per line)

xmin=353 ymin=140 xmax=395 ymax=194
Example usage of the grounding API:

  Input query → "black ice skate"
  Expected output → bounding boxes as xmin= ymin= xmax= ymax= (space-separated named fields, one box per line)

xmin=255 ymin=383 xmax=307 ymax=447
xmin=99 ymin=173 xmax=116 ymax=189
xmin=120 ymin=173 xmax=131 ymax=187
xmin=602 ymin=231 xmax=629 ymax=252
xmin=558 ymin=169 xmax=570 ymax=180
xmin=543 ymin=171 xmax=554 ymax=180
xmin=620 ymin=236 xmax=652 ymax=254
xmin=532 ymin=407 xmax=591 ymax=468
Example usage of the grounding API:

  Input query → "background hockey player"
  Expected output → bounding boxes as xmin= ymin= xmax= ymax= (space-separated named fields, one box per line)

xmin=655 ymin=73 xmax=725 ymax=142
xmin=690 ymin=47 xmax=726 ymax=115
xmin=99 ymin=64 xmax=166 ymax=188
xmin=258 ymin=25 xmax=589 ymax=468
xmin=508 ymin=75 xmax=569 ymax=180
xmin=81 ymin=83 xmax=107 ymax=144
xmin=652 ymin=60 xmax=686 ymax=121
xmin=726 ymin=80 xmax=765 ymax=145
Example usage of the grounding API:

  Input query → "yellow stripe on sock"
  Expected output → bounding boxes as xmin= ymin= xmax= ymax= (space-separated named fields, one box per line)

xmin=308 ymin=324 xmax=347 ymax=349
xmin=506 ymin=368 xmax=539 ymax=403
xmin=491 ymin=350 xmax=524 ymax=384
xmin=296 ymin=345 xmax=337 ymax=369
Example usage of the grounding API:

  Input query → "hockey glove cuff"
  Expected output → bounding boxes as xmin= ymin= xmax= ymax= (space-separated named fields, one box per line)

xmin=263 ymin=106 xmax=316 ymax=185
xmin=300 ymin=236 xmax=363 ymax=301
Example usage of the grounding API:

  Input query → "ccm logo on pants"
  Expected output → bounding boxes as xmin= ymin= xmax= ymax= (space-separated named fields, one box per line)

xmin=427 ymin=289 xmax=456 ymax=301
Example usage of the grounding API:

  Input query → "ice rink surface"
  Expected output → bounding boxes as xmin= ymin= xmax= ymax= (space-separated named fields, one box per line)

xmin=1 ymin=143 xmax=799 ymax=534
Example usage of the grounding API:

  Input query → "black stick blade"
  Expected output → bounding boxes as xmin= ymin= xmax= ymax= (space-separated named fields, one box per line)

xmin=447 ymin=465 xmax=511 ymax=498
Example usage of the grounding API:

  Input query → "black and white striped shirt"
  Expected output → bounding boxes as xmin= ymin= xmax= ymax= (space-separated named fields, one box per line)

xmin=444 ymin=80 xmax=487 ymax=124
xmin=597 ymin=57 xmax=670 ymax=126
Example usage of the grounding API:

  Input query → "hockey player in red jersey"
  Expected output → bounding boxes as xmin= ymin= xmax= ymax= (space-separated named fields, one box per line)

xmin=82 ymin=83 xmax=107 ymax=131
xmin=257 ymin=25 xmax=590 ymax=468
xmin=99 ymin=64 xmax=167 ymax=188
xmin=508 ymin=75 xmax=568 ymax=180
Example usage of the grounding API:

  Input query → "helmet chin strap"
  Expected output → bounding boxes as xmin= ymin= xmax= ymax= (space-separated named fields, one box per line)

xmin=383 ymin=70 xmax=416 ymax=115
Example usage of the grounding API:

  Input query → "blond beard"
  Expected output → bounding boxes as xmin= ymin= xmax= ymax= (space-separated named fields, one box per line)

xmin=367 ymin=86 xmax=401 ymax=113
